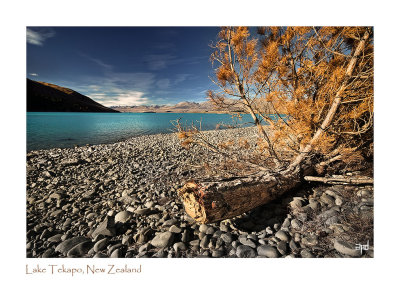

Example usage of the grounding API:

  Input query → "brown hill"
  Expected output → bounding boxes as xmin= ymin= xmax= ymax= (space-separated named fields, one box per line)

xmin=27 ymin=79 xmax=119 ymax=113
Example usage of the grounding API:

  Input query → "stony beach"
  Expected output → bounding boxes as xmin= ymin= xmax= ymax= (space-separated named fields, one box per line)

xmin=26 ymin=127 xmax=374 ymax=258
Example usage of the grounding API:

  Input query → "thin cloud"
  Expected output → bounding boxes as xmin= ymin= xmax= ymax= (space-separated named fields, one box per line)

xmin=27 ymin=28 xmax=55 ymax=46
xmin=29 ymin=73 xmax=38 ymax=76
xmin=89 ymin=91 xmax=149 ymax=107
xmin=156 ymin=78 xmax=170 ymax=89
xmin=78 ymin=52 xmax=113 ymax=70
xmin=144 ymin=54 xmax=179 ymax=71
xmin=174 ymin=74 xmax=192 ymax=84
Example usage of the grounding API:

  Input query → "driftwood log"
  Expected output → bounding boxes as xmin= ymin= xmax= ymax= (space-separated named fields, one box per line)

xmin=177 ymin=166 xmax=307 ymax=224
xmin=304 ymin=176 xmax=373 ymax=185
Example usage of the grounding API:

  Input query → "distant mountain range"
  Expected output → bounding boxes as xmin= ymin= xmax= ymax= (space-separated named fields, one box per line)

xmin=110 ymin=100 xmax=245 ymax=113
xmin=27 ymin=79 xmax=119 ymax=112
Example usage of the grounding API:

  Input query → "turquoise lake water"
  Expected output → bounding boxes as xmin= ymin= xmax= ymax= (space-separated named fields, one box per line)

xmin=26 ymin=112 xmax=258 ymax=151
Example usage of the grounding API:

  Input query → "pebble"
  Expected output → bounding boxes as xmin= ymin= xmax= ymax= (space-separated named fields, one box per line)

xmin=301 ymin=234 xmax=318 ymax=246
xmin=151 ymin=232 xmax=174 ymax=248
xmin=26 ymin=128 xmax=373 ymax=259
xmin=91 ymin=217 xmax=116 ymax=238
xmin=115 ymin=211 xmax=132 ymax=224
xmin=94 ymin=238 xmax=108 ymax=253
xmin=200 ymin=235 xmax=210 ymax=249
xmin=275 ymin=230 xmax=290 ymax=242
xmin=277 ymin=241 xmax=288 ymax=255
xmin=300 ymin=249 xmax=314 ymax=258
xmin=257 ymin=245 xmax=279 ymax=258
xmin=47 ymin=234 xmax=63 ymax=243
xmin=55 ymin=237 xmax=90 ymax=256
xmin=67 ymin=241 xmax=93 ymax=257
xmin=236 ymin=245 xmax=257 ymax=258
xmin=212 ymin=249 xmax=225 ymax=258
xmin=110 ymin=248 xmax=122 ymax=258
xmin=291 ymin=219 xmax=302 ymax=230
xmin=173 ymin=242 xmax=187 ymax=252
xmin=320 ymin=193 xmax=335 ymax=205
xmin=239 ymin=238 xmax=257 ymax=248
xmin=169 ymin=225 xmax=182 ymax=234
xmin=199 ymin=224 xmax=208 ymax=233
xmin=220 ymin=233 xmax=233 ymax=244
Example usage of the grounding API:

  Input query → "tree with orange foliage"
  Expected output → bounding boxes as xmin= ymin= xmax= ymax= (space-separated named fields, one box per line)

xmin=177 ymin=26 xmax=373 ymax=223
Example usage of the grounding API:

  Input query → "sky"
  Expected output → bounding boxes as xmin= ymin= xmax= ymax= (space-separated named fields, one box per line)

xmin=26 ymin=27 xmax=222 ymax=106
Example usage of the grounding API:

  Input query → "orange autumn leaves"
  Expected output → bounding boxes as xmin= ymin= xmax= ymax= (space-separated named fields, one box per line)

xmin=185 ymin=26 xmax=373 ymax=169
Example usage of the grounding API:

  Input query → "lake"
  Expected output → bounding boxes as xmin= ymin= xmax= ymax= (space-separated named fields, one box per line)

xmin=26 ymin=112 xmax=259 ymax=151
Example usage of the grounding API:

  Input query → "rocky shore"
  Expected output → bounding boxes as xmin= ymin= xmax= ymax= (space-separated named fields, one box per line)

xmin=26 ymin=127 xmax=373 ymax=258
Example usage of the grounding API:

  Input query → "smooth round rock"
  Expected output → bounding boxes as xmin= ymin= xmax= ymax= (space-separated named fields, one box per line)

xmin=257 ymin=245 xmax=279 ymax=258
xmin=115 ymin=211 xmax=132 ymax=224
xmin=236 ymin=245 xmax=256 ymax=258
xmin=275 ymin=230 xmax=289 ymax=242
xmin=151 ymin=232 xmax=174 ymax=248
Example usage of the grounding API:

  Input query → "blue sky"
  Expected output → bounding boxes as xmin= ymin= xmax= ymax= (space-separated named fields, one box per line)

xmin=26 ymin=27 xmax=221 ymax=106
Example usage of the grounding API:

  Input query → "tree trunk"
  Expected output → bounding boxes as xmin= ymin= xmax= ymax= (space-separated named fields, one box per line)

xmin=177 ymin=29 xmax=371 ymax=224
xmin=177 ymin=165 xmax=308 ymax=223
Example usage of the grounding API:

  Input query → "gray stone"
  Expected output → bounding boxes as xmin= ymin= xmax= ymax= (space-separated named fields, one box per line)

xmin=301 ymin=234 xmax=318 ymax=246
xmin=325 ymin=216 xmax=339 ymax=226
xmin=257 ymin=245 xmax=279 ymax=258
xmin=67 ymin=241 xmax=93 ymax=257
xmin=199 ymin=224 xmax=208 ymax=233
xmin=169 ymin=225 xmax=182 ymax=234
xmin=212 ymin=249 xmax=224 ymax=258
xmin=189 ymin=239 xmax=200 ymax=247
xmin=281 ymin=218 xmax=291 ymax=230
xmin=335 ymin=197 xmax=344 ymax=206
xmin=122 ymin=235 xmax=132 ymax=246
xmin=151 ymin=232 xmax=174 ymax=248
xmin=181 ymin=230 xmax=190 ymax=242
xmin=91 ymin=216 xmax=116 ymax=238
xmin=134 ymin=208 xmax=152 ymax=216
xmin=162 ymin=219 xmax=178 ymax=227
xmin=265 ymin=227 xmax=274 ymax=235
xmin=275 ymin=230 xmax=289 ymax=242
xmin=320 ymin=193 xmax=335 ymax=205
xmin=138 ymin=243 xmax=151 ymax=253
xmin=200 ymin=235 xmax=210 ymax=249
xmin=205 ymin=227 xmax=215 ymax=235
xmin=173 ymin=242 xmax=187 ymax=252
xmin=55 ymin=237 xmax=90 ymax=256
xmin=289 ymin=239 xmax=299 ymax=251
xmin=291 ymin=219 xmax=302 ymax=230
xmin=62 ymin=218 xmax=72 ymax=229
xmin=93 ymin=238 xmax=108 ymax=253
xmin=236 ymin=245 xmax=256 ymax=258
xmin=49 ymin=192 xmax=67 ymax=200
xmin=93 ymin=252 xmax=108 ymax=258
xmin=115 ymin=211 xmax=132 ymax=224
xmin=325 ymin=189 xmax=340 ymax=198
xmin=318 ymin=209 xmax=339 ymax=221
xmin=110 ymin=248 xmax=121 ymax=258
xmin=290 ymin=198 xmax=304 ymax=209
xmin=47 ymin=234 xmax=63 ymax=243
xmin=220 ymin=224 xmax=229 ymax=232
xmin=297 ymin=212 xmax=308 ymax=222
xmin=42 ymin=249 xmax=55 ymax=258
xmin=277 ymin=241 xmax=288 ymax=255
xmin=239 ymin=238 xmax=256 ymax=248
xmin=333 ymin=239 xmax=361 ymax=257
xmin=221 ymin=233 xmax=233 ymax=244
xmin=300 ymin=249 xmax=315 ymax=258
xmin=213 ymin=230 xmax=223 ymax=238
